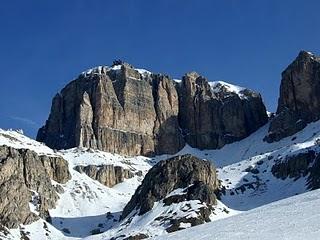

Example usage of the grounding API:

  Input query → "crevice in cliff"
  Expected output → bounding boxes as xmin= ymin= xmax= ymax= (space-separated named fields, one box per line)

xmin=151 ymin=77 xmax=161 ymax=136
xmin=290 ymin=72 xmax=298 ymax=113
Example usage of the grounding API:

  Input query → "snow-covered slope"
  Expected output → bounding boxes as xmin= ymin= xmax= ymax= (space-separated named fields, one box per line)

xmin=0 ymin=129 xmax=154 ymax=239
xmin=1 ymin=117 xmax=320 ymax=239
xmin=153 ymin=188 xmax=320 ymax=240
xmin=85 ymin=119 xmax=320 ymax=239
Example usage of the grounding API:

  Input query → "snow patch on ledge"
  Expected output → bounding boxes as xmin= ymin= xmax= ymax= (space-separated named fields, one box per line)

xmin=209 ymin=81 xmax=248 ymax=99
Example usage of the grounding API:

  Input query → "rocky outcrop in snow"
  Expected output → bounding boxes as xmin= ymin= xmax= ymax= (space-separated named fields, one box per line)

xmin=265 ymin=51 xmax=320 ymax=142
xmin=271 ymin=149 xmax=320 ymax=190
xmin=120 ymin=154 xmax=219 ymax=232
xmin=74 ymin=164 xmax=134 ymax=187
xmin=0 ymin=145 xmax=71 ymax=228
xmin=37 ymin=63 xmax=267 ymax=156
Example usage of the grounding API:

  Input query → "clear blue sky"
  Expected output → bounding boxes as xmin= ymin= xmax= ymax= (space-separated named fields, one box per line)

xmin=1 ymin=0 xmax=320 ymax=137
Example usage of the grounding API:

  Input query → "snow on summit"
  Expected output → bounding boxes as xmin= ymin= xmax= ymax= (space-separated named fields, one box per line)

xmin=209 ymin=80 xmax=250 ymax=99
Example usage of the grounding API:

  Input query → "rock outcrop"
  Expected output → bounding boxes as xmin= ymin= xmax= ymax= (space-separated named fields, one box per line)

xmin=271 ymin=150 xmax=316 ymax=180
xmin=0 ymin=145 xmax=71 ymax=228
xmin=37 ymin=64 xmax=184 ymax=156
xmin=37 ymin=63 xmax=268 ymax=156
xmin=74 ymin=164 xmax=134 ymax=187
xmin=121 ymin=154 xmax=219 ymax=220
xmin=177 ymin=73 xmax=268 ymax=149
xmin=271 ymin=149 xmax=320 ymax=190
xmin=265 ymin=51 xmax=320 ymax=142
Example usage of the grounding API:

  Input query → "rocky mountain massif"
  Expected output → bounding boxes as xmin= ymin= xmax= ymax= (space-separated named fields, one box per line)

xmin=1 ymin=51 xmax=320 ymax=240
xmin=37 ymin=63 xmax=268 ymax=156
xmin=265 ymin=51 xmax=320 ymax=142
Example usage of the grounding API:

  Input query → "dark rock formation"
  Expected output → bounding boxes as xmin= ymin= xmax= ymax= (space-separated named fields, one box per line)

xmin=74 ymin=164 xmax=134 ymax=187
xmin=121 ymin=154 xmax=219 ymax=219
xmin=271 ymin=151 xmax=316 ymax=179
xmin=271 ymin=150 xmax=320 ymax=190
xmin=37 ymin=63 xmax=268 ymax=156
xmin=177 ymin=72 xmax=268 ymax=149
xmin=265 ymin=51 xmax=320 ymax=142
xmin=163 ymin=181 xmax=217 ymax=206
xmin=37 ymin=64 xmax=184 ymax=156
xmin=0 ymin=145 xmax=71 ymax=228
xmin=307 ymin=154 xmax=320 ymax=190
xmin=110 ymin=233 xmax=149 ymax=240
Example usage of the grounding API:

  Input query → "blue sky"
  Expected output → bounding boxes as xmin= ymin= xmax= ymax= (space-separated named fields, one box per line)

xmin=1 ymin=0 xmax=320 ymax=137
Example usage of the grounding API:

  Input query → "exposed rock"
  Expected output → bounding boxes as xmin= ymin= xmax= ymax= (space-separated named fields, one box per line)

xmin=163 ymin=181 xmax=217 ymax=206
xmin=177 ymin=72 xmax=268 ymax=149
xmin=271 ymin=151 xmax=315 ymax=179
xmin=110 ymin=233 xmax=149 ymax=240
xmin=265 ymin=51 xmax=320 ymax=142
xmin=165 ymin=206 xmax=211 ymax=233
xmin=123 ymin=233 xmax=149 ymax=240
xmin=37 ymin=63 xmax=267 ymax=156
xmin=37 ymin=64 xmax=184 ymax=156
xmin=74 ymin=164 xmax=134 ymax=187
xmin=0 ymin=145 xmax=71 ymax=228
xmin=307 ymin=154 xmax=320 ymax=190
xmin=271 ymin=150 xmax=320 ymax=190
xmin=121 ymin=154 xmax=219 ymax=219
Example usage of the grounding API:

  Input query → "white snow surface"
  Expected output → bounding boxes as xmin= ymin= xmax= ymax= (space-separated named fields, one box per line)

xmin=1 ymin=118 xmax=320 ymax=239
xmin=0 ymin=128 xmax=56 ymax=156
xmin=153 ymin=188 xmax=320 ymax=240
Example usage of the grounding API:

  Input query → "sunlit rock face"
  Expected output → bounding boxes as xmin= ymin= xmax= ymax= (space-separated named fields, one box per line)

xmin=177 ymin=72 xmax=268 ymax=149
xmin=265 ymin=51 xmax=320 ymax=142
xmin=37 ymin=62 xmax=267 ymax=156
xmin=37 ymin=63 xmax=184 ymax=156
xmin=0 ymin=145 xmax=70 ymax=228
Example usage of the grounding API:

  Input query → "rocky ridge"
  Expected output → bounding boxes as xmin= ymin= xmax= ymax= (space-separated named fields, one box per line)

xmin=177 ymin=72 xmax=268 ymax=149
xmin=265 ymin=51 xmax=320 ymax=142
xmin=37 ymin=63 xmax=268 ymax=156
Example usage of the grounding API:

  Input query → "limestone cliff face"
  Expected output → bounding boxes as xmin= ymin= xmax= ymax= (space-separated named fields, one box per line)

xmin=37 ymin=64 xmax=184 ymax=156
xmin=265 ymin=51 xmax=320 ymax=142
xmin=177 ymin=72 xmax=268 ymax=149
xmin=74 ymin=164 xmax=134 ymax=187
xmin=0 ymin=145 xmax=71 ymax=228
xmin=37 ymin=63 xmax=268 ymax=156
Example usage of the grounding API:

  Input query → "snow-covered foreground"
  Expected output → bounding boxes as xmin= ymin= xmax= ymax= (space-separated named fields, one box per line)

xmin=153 ymin=188 xmax=320 ymax=240
xmin=1 ymin=118 xmax=320 ymax=239
xmin=0 ymin=129 xmax=154 ymax=239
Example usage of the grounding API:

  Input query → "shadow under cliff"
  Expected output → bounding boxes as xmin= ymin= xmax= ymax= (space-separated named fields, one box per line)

xmin=50 ymin=211 xmax=121 ymax=238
